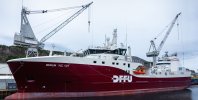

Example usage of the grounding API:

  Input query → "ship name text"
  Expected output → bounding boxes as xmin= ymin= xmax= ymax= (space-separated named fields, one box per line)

xmin=46 ymin=64 xmax=70 ymax=68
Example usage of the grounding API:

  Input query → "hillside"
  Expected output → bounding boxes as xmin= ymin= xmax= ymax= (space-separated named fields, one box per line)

xmin=0 ymin=45 xmax=152 ymax=67
xmin=0 ymin=45 xmax=63 ymax=63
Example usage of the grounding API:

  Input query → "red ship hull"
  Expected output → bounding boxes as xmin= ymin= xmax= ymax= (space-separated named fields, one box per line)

xmin=6 ymin=61 xmax=191 ymax=99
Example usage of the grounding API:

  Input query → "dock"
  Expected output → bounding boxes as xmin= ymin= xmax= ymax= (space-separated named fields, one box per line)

xmin=0 ymin=64 xmax=17 ymax=99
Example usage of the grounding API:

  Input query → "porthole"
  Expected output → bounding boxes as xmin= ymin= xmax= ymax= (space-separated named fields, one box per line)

xmin=128 ymin=64 xmax=130 ymax=68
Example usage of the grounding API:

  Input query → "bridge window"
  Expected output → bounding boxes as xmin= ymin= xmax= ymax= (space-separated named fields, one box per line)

xmin=112 ymin=62 xmax=115 ymax=65
xmin=123 ymin=63 xmax=126 ymax=66
xmin=116 ymin=63 xmax=119 ymax=65
xmin=102 ymin=61 xmax=105 ymax=64
xmin=93 ymin=61 xmax=97 ymax=63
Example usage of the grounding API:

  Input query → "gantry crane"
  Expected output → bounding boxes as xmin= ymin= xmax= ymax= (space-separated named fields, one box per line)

xmin=146 ymin=13 xmax=181 ymax=67
xmin=14 ymin=2 xmax=93 ymax=57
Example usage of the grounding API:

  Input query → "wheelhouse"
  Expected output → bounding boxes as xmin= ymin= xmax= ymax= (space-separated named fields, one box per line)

xmin=83 ymin=48 xmax=127 ymax=56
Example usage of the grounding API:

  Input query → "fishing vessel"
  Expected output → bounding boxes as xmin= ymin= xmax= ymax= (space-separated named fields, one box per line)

xmin=5 ymin=2 xmax=191 ymax=99
xmin=6 ymin=29 xmax=191 ymax=99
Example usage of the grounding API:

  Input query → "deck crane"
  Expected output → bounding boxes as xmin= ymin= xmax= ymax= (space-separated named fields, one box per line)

xmin=146 ymin=13 xmax=181 ymax=67
xmin=19 ymin=2 xmax=93 ymax=57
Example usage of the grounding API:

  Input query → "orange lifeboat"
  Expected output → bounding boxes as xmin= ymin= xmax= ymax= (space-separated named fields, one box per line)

xmin=133 ymin=66 xmax=146 ymax=74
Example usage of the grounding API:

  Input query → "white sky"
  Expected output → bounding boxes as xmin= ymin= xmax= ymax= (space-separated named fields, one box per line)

xmin=0 ymin=0 xmax=198 ymax=71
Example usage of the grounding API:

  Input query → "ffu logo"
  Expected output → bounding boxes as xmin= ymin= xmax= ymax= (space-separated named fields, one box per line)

xmin=112 ymin=75 xmax=132 ymax=83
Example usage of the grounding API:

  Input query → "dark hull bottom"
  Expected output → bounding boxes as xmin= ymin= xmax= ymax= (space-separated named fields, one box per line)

xmin=5 ymin=86 xmax=187 ymax=99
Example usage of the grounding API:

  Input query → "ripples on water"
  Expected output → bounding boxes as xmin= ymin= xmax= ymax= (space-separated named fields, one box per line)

xmin=1 ymin=86 xmax=198 ymax=100
xmin=34 ymin=86 xmax=198 ymax=100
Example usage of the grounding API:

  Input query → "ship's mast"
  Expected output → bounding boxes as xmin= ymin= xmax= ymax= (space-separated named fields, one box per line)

xmin=111 ymin=29 xmax=117 ymax=49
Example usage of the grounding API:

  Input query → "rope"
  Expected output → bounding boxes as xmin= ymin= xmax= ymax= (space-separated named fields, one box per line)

xmin=34 ymin=10 xmax=75 ymax=35
xmin=28 ymin=6 xmax=82 ymax=14
xmin=88 ymin=6 xmax=91 ymax=33
xmin=177 ymin=18 xmax=180 ymax=40
xmin=32 ymin=10 xmax=72 ymax=30
xmin=153 ymin=22 xmax=171 ymax=41
xmin=45 ymin=6 xmax=82 ymax=13
xmin=179 ymin=15 xmax=185 ymax=66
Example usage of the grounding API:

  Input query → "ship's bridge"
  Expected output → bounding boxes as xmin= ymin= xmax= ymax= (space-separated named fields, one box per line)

xmin=83 ymin=48 xmax=127 ymax=61
xmin=85 ymin=53 xmax=127 ymax=61
xmin=83 ymin=48 xmax=127 ymax=56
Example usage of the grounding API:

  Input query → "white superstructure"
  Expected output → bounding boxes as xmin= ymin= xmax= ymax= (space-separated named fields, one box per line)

xmin=147 ymin=52 xmax=191 ymax=77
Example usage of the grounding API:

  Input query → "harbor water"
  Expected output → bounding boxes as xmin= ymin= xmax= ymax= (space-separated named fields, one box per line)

xmin=34 ymin=86 xmax=198 ymax=100
xmin=1 ymin=64 xmax=198 ymax=100
xmin=84 ymin=86 xmax=198 ymax=100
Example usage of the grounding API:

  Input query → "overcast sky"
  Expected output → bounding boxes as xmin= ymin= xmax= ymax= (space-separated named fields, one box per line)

xmin=0 ymin=0 xmax=198 ymax=71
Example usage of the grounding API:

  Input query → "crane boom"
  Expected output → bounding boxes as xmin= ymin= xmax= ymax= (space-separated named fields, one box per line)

xmin=157 ymin=12 xmax=181 ymax=52
xmin=39 ymin=2 xmax=93 ymax=46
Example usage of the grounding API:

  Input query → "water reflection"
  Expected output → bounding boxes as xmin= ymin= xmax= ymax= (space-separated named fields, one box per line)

xmin=189 ymin=85 xmax=198 ymax=100
xmin=38 ymin=89 xmax=193 ymax=100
